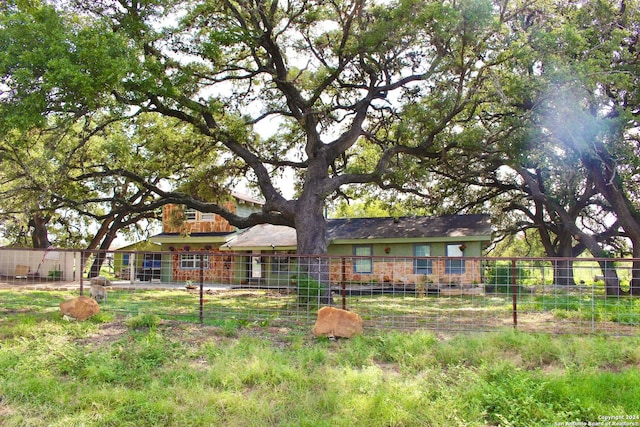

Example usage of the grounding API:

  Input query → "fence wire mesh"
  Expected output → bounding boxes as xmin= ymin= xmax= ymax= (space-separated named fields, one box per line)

xmin=1 ymin=248 xmax=639 ymax=335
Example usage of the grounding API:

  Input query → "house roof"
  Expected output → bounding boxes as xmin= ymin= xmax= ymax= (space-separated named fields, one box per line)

xmin=222 ymin=223 xmax=297 ymax=251
xmin=150 ymin=231 xmax=236 ymax=245
xmin=231 ymin=191 xmax=264 ymax=206
xmin=110 ymin=240 xmax=161 ymax=251
xmin=222 ymin=214 xmax=491 ymax=250
xmin=327 ymin=214 xmax=491 ymax=241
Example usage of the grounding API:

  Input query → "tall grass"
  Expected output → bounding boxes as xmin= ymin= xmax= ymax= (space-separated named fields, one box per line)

xmin=4 ymin=285 xmax=638 ymax=336
xmin=1 ymin=293 xmax=640 ymax=426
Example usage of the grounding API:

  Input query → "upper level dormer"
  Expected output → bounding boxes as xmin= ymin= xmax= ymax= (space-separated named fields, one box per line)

xmin=162 ymin=192 xmax=263 ymax=234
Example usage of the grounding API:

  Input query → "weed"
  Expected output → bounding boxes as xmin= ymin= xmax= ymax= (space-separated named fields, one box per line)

xmin=125 ymin=313 xmax=161 ymax=331
xmin=477 ymin=363 xmax=590 ymax=426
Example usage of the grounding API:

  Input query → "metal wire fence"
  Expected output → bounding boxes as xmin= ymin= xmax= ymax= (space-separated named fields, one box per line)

xmin=1 ymin=248 xmax=639 ymax=335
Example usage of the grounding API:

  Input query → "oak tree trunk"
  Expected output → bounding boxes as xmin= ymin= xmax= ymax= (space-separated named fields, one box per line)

xmin=598 ymin=258 xmax=623 ymax=296
xmin=553 ymin=259 xmax=576 ymax=287
xmin=29 ymin=214 xmax=51 ymax=249
xmin=582 ymin=151 xmax=638 ymax=296
xmin=293 ymin=194 xmax=333 ymax=305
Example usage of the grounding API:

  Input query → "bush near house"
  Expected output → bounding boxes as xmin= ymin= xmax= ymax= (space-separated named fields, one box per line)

xmin=293 ymin=274 xmax=333 ymax=307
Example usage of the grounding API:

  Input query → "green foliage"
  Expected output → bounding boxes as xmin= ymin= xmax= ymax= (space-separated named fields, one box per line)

xmin=485 ymin=262 xmax=530 ymax=291
xmin=125 ymin=313 xmax=161 ymax=331
xmin=294 ymin=274 xmax=328 ymax=307
xmin=490 ymin=230 xmax=547 ymax=258
xmin=477 ymin=364 xmax=597 ymax=426
xmin=331 ymin=199 xmax=392 ymax=218
xmin=1 ymin=307 xmax=640 ymax=426
xmin=0 ymin=4 xmax=132 ymax=131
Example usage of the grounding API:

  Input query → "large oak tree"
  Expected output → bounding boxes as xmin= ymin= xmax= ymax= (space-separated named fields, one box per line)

xmin=0 ymin=0 xmax=526 ymax=261
xmin=524 ymin=0 xmax=640 ymax=294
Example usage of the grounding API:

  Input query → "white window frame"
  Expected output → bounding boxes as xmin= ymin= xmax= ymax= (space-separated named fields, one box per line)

xmin=179 ymin=254 xmax=210 ymax=270
xmin=445 ymin=244 xmax=465 ymax=274
xmin=184 ymin=208 xmax=197 ymax=221
xmin=414 ymin=244 xmax=432 ymax=274
xmin=353 ymin=245 xmax=373 ymax=274
xmin=200 ymin=212 xmax=215 ymax=221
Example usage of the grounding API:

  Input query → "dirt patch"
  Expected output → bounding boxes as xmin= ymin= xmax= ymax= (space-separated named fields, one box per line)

xmin=0 ymin=278 xmax=80 ymax=290
xmin=76 ymin=319 xmax=231 ymax=349
xmin=374 ymin=360 xmax=402 ymax=375
xmin=0 ymin=396 xmax=17 ymax=419
xmin=156 ymin=320 xmax=229 ymax=345
xmin=76 ymin=321 xmax=129 ymax=348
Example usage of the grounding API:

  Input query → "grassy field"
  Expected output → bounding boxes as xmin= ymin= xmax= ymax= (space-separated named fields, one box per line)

xmin=4 ymin=285 xmax=640 ymax=333
xmin=1 ymin=289 xmax=640 ymax=426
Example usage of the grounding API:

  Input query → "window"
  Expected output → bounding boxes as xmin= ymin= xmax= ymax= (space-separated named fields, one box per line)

xmin=122 ymin=254 xmax=130 ymax=266
xmin=200 ymin=212 xmax=215 ymax=221
xmin=353 ymin=245 xmax=373 ymax=273
xmin=414 ymin=244 xmax=432 ymax=274
xmin=184 ymin=208 xmax=197 ymax=221
xmin=446 ymin=244 xmax=465 ymax=274
xmin=179 ymin=254 xmax=209 ymax=270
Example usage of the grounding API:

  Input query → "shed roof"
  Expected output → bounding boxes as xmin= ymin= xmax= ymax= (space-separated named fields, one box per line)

xmin=150 ymin=231 xmax=236 ymax=245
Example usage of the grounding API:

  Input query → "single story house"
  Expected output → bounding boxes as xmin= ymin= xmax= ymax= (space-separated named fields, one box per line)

xmin=221 ymin=215 xmax=492 ymax=286
xmin=141 ymin=194 xmax=493 ymax=286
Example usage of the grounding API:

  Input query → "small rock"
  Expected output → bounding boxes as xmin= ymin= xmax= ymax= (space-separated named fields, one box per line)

xmin=90 ymin=276 xmax=112 ymax=287
xmin=59 ymin=296 xmax=100 ymax=321
xmin=312 ymin=306 xmax=363 ymax=339
xmin=89 ymin=284 xmax=107 ymax=302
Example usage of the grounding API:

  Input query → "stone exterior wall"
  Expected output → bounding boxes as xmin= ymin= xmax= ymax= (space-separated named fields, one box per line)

xmin=170 ymin=249 xmax=235 ymax=284
xmin=162 ymin=201 xmax=236 ymax=234
xmin=328 ymin=258 xmax=483 ymax=286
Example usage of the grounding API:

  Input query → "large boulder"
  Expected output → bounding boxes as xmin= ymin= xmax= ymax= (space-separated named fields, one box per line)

xmin=312 ymin=306 xmax=363 ymax=339
xmin=59 ymin=296 xmax=100 ymax=321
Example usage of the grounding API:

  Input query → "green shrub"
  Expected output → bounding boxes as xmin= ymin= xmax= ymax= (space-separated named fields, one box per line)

xmin=485 ymin=262 xmax=530 ymax=293
xmin=294 ymin=274 xmax=332 ymax=307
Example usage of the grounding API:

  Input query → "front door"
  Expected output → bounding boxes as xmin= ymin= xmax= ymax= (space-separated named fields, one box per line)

xmin=138 ymin=253 xmax=162 ymax=281
xmin=245 ymin=251 xmax=263 ymax=284
xmin=251 ymin=252 xmax=262 ymax=278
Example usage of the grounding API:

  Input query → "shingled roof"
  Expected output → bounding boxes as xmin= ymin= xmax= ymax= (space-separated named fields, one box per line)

xmin=327 ymin=214 xmax=491 ymax=240
xmin=222 ymin=214 xmax=491 ymax=250
xmin=223 ymin=223 xmax=297 ymax=250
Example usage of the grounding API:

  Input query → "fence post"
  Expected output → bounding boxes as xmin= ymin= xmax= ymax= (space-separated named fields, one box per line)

xmin=79 ymin=251 xmax=85 ymax=296
xmin=511 ymin=259 xmax=517 ymax=329
xmin=199 ymin=253 xmax=204 ymax=324
xmin=129 ymin=252 xmax=135 ymax=285
xmin=341 ymin=257 xmax=347 ymax=310
xmin=591 ymin=280 xmax=596 ymax=333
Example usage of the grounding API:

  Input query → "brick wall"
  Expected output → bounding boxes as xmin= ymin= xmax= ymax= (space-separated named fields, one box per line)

xmin=329 ymin=258 xmax=483 ymax=286
xmin=170 ymin=250 xmax=235 ymax=283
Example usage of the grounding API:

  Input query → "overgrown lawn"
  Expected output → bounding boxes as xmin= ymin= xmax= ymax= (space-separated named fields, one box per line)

xmin=1 ymin=289 xmax=639 ymax=426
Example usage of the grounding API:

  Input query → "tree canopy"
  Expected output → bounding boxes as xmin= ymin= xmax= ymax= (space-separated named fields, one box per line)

xmin=0 ymin=0 xmax=638 ymax=282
